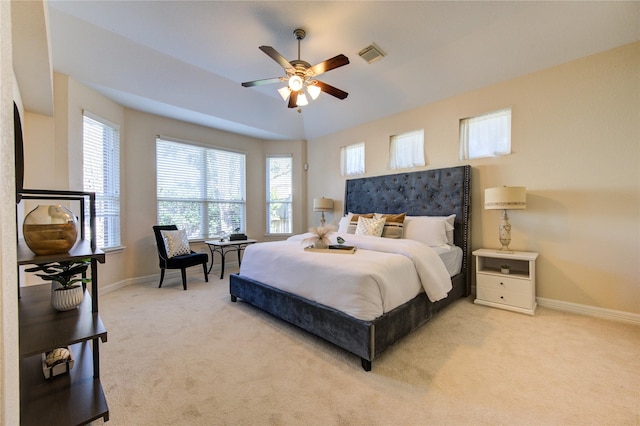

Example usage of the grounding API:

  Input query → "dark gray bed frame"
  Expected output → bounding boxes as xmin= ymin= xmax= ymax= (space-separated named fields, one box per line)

xmin=230 ymin=165 xmax=471 ymax=371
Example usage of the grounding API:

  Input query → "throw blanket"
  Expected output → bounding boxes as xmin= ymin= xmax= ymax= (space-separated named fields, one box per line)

xmin=239 ymin=232 xmax=452 ymax=321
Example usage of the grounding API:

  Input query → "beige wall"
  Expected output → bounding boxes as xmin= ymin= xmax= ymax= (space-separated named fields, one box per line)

xmin=308 ymin=42 xmax=640 ymax=314
xmin=0 ymin=1 xmax=20 ymax=422
xmin=122 ymin=109 xmax=304 ymax=280
xmin=22 ymin=74 xmax=306 ymax=288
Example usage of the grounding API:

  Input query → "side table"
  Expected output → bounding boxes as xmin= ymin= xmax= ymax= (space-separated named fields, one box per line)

xmin=205 ymin=239 xmax=257 ymax=279
xmin=473 ymin=249 xmax=539 ymax=315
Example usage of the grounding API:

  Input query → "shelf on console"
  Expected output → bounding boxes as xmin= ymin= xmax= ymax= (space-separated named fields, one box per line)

xmin=20 ymin=341 xmax=109 ymax=426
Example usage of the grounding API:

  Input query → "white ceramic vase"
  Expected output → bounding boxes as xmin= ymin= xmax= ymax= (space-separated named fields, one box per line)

xmin=51 ymin=283 xmax=84 ymax=311
xmin=313 ymin=240 xmax=328 ymax=249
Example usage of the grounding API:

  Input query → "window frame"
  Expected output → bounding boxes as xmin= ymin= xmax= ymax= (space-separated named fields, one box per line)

xmin=82 ymin=111 xmax=121 ymax=250
xmin=156 ymin=137 xmax=246 ymax=240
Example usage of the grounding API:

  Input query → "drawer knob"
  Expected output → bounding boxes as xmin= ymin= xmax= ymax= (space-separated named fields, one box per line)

xmin=500 ymin=282 xmax=504 ymax=286
xmin=500 ymin=296 xmax=504 ymax=299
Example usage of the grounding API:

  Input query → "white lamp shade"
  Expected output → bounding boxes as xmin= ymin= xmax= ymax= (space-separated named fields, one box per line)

xmin=277 ymin=87 xmax=290 ymax=101
xmin=296 ymin=92 xmax=308 ymax=106
xmin=484 ymin=186 xmax=526 ymax=210
xmin=313 ymin=197 xmax=333 ymax=212
xmin=307 ymin=84 xmax=321 ymax=100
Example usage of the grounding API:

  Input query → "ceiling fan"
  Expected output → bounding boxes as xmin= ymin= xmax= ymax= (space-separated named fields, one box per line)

xmin=241 ymin=28 xmax=349 ymax=108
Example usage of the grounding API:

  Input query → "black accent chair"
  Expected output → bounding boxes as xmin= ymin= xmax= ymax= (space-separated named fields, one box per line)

xmin=153 ymin=225 xmax=209 ymax=290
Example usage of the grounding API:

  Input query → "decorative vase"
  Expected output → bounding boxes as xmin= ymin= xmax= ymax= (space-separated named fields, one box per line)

xmin=501 ymin=268 xmax=510 ymax=274
xmin=23 ymin=205 xmax=78 ymax=255
xmin=313 ymin=240 xmax=328 ymax=249
xmin=51 ymin=283 xmax=84 ymax=311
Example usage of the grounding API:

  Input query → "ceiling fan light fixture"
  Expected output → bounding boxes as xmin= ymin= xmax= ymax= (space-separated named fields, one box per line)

xmin=307 ymin=84 xmax=321 ymax=100
xmin=296 ymin=92 xmax=308 ymax=106
xmin=278 ymin=86 xmax=291 ymax=101
xmin=288 ymin=75 xmax=303 ymax=91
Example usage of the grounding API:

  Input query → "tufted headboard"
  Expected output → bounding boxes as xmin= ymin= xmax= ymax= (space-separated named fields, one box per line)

xmin=344 ymin=165 xmax=471 ymax=294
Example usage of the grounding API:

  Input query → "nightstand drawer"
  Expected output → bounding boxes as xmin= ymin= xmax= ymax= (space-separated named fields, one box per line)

xmin=476 ymin=274 xmax=532 ymax=295
xmin=476 ymin=286 xmax=532 ymax=310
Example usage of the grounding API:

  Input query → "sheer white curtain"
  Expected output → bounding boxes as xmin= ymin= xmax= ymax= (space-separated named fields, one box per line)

xmin=389 ymin=129 xmax=425 ymax=169
xmin=460 ymin=108 xmax=511 ymax=159
xmin=340 ymin=142 xmax=365 ymax=176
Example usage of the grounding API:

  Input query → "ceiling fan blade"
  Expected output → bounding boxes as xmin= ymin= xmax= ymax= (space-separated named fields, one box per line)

xmin=259 ymin=46 xmax=295 ymax=72
xmin=241 ymin=77 xmax=283 ymax=87
xmin=315 ymin=81 xmax=348 ymax=100
xmin=308 ymin=54 xmax=350 ymax=77
xmin=288 ymin=90 xmax=298 ymax=108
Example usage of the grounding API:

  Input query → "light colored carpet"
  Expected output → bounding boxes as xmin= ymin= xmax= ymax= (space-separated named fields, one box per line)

xmin=96 ymin=270 xmax=640 ymax=425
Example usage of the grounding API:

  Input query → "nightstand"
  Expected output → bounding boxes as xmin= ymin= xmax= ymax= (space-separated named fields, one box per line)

xmin=472 ymin=249 xmax=539 ymax=315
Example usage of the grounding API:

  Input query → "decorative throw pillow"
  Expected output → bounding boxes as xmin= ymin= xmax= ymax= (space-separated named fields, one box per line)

xmin=355 ymin=216 xmax=386 ymax=237
xmin=374 ymin=212 xmax=406 ymax=239
xmin=160 ymin=229 xmax=191 ymax=258
xmin=347 ymin=213 xmax=375 ymax=234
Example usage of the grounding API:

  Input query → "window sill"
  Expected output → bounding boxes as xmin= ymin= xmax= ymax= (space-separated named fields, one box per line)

xmin=103 ymin=245 xmax=126 ymax=254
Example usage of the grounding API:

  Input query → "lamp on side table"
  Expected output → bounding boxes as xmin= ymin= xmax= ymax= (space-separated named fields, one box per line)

xmin=313 ymin=197 xmax=333 ymax=227
xmin=484 ymin=186 xmax=526 ymax=253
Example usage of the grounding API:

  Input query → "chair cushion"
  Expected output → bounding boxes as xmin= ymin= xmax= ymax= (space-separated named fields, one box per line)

xmin=161 ymin=229 xmax=191 ymax=258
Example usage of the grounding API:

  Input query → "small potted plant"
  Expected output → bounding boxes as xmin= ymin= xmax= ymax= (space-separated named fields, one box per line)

xmin=500 ymin=264 xmax=510 ymax=274
xmin=25 ymin=259 xmax=91 ymax=311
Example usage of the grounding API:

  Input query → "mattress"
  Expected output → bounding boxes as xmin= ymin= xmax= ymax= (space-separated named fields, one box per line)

xmin=238 ymin=233 xmax=454 ymax=321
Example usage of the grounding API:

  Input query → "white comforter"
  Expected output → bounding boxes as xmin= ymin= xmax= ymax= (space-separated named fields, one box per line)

xmin=238 ymin=233 xmax=452 ymax=321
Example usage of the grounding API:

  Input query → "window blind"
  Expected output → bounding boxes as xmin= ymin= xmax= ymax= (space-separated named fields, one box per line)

xmin=266 ymin=156 xmax=293 ymax=234
xmin=156 ymin=138 xmax=246 ymax=239
xmin=83 ymin=113 xmax=121 ymax=249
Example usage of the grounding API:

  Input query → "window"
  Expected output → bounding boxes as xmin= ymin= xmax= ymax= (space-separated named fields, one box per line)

xmin=340 ymin=142 xmax=365 ymax=176
xmin=83 ymin=113 xmax=120 ymax=249
xmin=266 ymin=156 xmax=292 ymax=234
xmin=460 ymin=108 xmax=511 ymax=160
xmin=156 ymin=137 xmax=246 ymax=239
xmin=389 ymin=129 xmax=425 ymax=170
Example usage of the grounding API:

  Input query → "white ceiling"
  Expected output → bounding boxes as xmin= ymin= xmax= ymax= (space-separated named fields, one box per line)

xmin=43 ymin=1 xmax=639 ymax=141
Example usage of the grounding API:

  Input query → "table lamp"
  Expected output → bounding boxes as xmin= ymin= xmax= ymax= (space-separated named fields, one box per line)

xmin=313 ymin=197 xmax=333 ymax=227
xmin=484 ymin=186 xmax=526 ymax=252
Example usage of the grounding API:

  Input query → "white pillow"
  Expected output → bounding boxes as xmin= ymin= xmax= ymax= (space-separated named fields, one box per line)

xmin=438 ymin=214 xmax=456 ymax=244
xmin=403 ymin=216 xmax=455 ymax=247
xmin=161 ymin=229 xmax=191 ymax=258
xmin=355 ymin=216 xmax=386 ymax=237
xmin=337 ymin=213 xmax=353 ymax=234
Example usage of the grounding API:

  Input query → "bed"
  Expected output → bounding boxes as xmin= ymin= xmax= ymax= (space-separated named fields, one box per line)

xmin=230 ymin=165 xmax=471 ymax=371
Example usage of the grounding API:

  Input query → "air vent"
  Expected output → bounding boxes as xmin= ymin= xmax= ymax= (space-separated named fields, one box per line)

xmin=358 ymin=43 xmax=386 ymax=64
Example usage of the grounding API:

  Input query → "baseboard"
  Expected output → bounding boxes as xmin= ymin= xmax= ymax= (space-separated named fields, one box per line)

xmin=537 ymin=297 xmax=640 ymax=325
xmin=98 ymin=262 xmax=236 ymax=296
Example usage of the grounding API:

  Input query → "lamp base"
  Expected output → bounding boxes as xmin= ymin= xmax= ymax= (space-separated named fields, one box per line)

xmin=497 ymin=209 xmax=513 ymax=253
xmin=320 ymin=212 xmax=326 ymax=227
